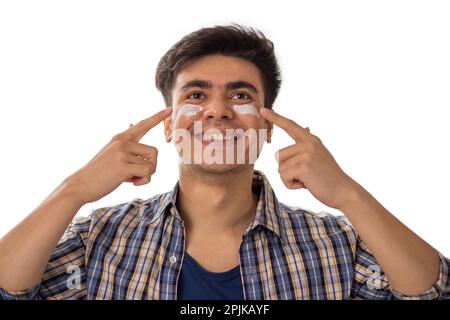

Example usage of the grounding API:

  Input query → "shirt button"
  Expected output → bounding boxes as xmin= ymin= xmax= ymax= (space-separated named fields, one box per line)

xmin=169 ymin=255 xmax=177 ymax=264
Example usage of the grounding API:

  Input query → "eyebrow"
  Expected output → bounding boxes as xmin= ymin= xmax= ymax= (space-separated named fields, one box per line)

xmin=179 ymin=80 xmax=259 ymax=94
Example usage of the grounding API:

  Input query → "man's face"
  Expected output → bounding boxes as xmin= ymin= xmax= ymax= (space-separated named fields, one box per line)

xmin=164 ymin=54 xmax=272 ymax=175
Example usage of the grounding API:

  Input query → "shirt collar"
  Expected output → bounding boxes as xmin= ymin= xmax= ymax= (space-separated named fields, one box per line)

xmin=152 ymin=170 xmax=287 ymax=243
xmin=248 ymin=170 xmax=287 ymax=243
xmin=152 ymin=181 xmax=180 ymax=221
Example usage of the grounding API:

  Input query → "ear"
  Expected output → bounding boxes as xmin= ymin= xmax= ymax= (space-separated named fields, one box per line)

xmin=263 ymin=107 xmax=273 ymax=143
xmin=266 ymin=121 xmax=273 ymax=143
xmin=163 ymin=109 xmax=172 ymax=143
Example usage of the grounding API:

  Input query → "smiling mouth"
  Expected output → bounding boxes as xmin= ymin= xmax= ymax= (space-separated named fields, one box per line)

xmin=174 ymin=127 xmax=263 ymax=165
xmin=195 ymin=131 xmax=245 ymax=143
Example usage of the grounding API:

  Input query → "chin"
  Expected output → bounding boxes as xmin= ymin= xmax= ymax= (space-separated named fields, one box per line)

xmin=191 ymin=163 xmax=252 ymax=175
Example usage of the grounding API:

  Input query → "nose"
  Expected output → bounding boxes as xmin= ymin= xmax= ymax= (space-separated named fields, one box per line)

xmin=202 ymin=101 xmax=234 ymax=121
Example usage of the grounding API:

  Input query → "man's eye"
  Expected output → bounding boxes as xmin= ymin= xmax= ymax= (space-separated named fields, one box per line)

xmin=232 ymin=92 xmax=250 ymax=100
xmin=187 ymin=93 xmax=203 ymax=99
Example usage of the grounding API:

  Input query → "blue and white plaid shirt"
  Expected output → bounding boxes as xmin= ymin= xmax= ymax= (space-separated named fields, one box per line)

xmin=1 ymin=171 xmax=449 ymax=300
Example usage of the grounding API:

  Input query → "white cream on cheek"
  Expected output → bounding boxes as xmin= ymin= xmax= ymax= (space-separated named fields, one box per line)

xmin=172 ymin=104 xmax=204 ymax=127
xmin=172 ymin=103 xmax=260 ymax=131
xmin=232 ymin=104 xmax=260 ymax=118
xmin=178 ymin=104 xmax=204 ymax=116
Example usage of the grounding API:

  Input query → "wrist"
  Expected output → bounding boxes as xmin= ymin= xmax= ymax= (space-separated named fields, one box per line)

xmin=337 ymin=177 xmax=368 ymax=213
xmin=58 ymin=175 xmax=88 ymax=208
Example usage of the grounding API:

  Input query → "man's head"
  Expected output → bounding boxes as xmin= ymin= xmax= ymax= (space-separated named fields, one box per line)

xmin=155 ymin=24 xmax=282 ymax=175
xmin=155 ymin=24 xmax=281 ymax=109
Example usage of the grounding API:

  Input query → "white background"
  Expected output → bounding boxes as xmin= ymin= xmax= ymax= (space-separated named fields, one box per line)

xmin=0 ymin=0 xmax=449 ymax=256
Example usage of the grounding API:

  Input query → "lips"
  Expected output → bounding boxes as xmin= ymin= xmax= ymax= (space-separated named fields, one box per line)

xmin=185 ymin=125 xmax=244 ymax=143
xmin=197 ymin=131 xmax=245 ymax=142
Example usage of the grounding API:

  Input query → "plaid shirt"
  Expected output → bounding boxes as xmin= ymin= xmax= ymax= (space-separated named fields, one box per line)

xmin=1 ymin=171 xmax=449 ymax=300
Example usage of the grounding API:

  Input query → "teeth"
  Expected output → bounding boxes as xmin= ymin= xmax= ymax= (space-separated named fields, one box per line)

xmin=201 ymin=133 xmax=241 ymax=142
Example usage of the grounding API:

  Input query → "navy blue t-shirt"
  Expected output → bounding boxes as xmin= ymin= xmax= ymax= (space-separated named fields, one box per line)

xmin=177 ymin=252 xmax=244 ymax=300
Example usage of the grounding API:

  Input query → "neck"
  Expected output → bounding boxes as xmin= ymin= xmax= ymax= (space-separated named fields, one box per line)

xmin=177 ymin=165 xmax=258 ymax=236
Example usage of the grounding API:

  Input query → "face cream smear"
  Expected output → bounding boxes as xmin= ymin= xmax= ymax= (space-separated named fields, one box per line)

xmin=232 ymin=104 xmax=260 ymax=118
xmin=178 ymin=104 xmax=203 ymax=117
xmin=172 ymin=104 xmax=204 ymax=126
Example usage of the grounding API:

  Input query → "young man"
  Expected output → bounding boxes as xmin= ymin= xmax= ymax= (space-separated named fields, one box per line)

xmin=0 ymin=25 xmax=448 ymax=300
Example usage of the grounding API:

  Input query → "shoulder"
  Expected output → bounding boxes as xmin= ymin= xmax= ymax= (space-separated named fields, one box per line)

xmin=277 ymin=202 xmax=358 ymax=244
xmin=78 ymin=191 xmax=172 ymax=236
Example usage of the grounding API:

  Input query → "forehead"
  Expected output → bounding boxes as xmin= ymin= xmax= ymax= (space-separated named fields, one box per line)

xmin=173 ymin=54 xmax=264 ymax=92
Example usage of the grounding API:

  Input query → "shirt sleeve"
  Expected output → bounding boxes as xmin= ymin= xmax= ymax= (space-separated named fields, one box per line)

xmin=0 ymin=216 xmax=91 ymax=300
xmin=350 ymin=236 xmax=450 ymax=300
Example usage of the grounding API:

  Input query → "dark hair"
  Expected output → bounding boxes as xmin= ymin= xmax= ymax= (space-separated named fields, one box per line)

xmin=155 ymin=24 xmax=281 ymax=109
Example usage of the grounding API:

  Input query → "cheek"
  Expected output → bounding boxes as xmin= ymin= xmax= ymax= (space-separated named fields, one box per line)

xmin=232 ymin=104 xmax=265 ymax=130
xmin=173 ymin=115 xmax=196 ymax=130
xmin=234 ymin=114 xmax=264 ymax=130
xmin=172 ymin=104 xmax=204 ymax=130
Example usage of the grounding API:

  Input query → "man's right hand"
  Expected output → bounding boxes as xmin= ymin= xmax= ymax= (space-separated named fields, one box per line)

xmin=66 ymin=107 xmax=172 ymax=205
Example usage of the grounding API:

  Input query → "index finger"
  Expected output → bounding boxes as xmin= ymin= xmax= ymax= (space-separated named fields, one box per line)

xmin=260 ymin=107 xmax=307 ymax=141
xmin=126 ymin=107 xmax=172 ymax=141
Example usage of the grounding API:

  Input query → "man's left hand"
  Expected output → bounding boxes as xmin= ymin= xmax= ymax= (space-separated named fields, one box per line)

xmin=260 ymin=107 xmax=359 ymax=210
